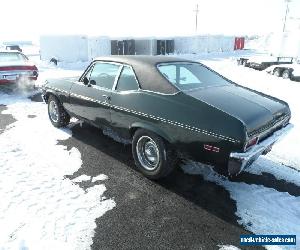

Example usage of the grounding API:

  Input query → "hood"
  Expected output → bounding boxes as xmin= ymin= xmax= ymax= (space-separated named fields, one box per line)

xmin=187 ymin=85 xmax=289 ymax=134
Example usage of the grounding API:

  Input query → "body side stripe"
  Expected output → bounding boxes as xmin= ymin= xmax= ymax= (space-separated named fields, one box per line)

xmin=46 ymin=86 xmax=239 ymax=143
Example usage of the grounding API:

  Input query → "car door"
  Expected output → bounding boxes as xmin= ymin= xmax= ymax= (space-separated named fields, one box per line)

xmin=69 ymin=61 xmax=122 ymax=127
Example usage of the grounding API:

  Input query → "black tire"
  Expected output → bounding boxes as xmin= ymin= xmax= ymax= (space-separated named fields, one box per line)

xmin=273 ymin=68 xmax=282 ymax=77
xmin=47 ymin=95 xmax=70 ymax=127
xmin=132 ymin=129 xmax=177 ymax=179
xmin=282 ymin=69 xmax=290 ymax=79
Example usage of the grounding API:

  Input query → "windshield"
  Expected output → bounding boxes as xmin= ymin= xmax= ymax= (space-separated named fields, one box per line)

xmin=0 ymin=52 xmax=26 ymax=63
xmin=157 ymin=62 xmax=231 ymax=90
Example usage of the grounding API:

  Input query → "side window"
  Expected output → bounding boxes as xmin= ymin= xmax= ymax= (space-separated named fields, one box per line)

xmin=89 ymin=63 xmax=120 ymax=89
xmin=178 ymin=67 xmax=201 ymax=85
xmin=116 ymin=66 xmax=139 ymax=91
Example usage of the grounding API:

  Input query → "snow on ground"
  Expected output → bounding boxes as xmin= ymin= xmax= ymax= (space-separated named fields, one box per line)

xmin=0 ymin=90 xmax=115 ymax=249
xmin=218 ymin=245 xmax=241 ymax=250
xmin=182 ymin=162 xmax=299 ymax=250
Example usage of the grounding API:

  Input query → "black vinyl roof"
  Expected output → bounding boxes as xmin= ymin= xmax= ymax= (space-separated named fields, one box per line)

xmin=93 ymin=55 xmax=196 ymax=94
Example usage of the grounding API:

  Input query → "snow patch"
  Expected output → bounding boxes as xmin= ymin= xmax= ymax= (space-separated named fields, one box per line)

xmin=72 ymin=175 xmax=92 ymax=183
xmin=0 ymin=92 xmax=115 ymax=249
xmin=246 ymin=157 xmax=300 ymax=187
xmin=92 ymin=174 xmax=108 ymax=182
xmin=218 ymin=245 xmax=241 ymax=250
xmin=182 ymin=162 xmax=300 ymax=250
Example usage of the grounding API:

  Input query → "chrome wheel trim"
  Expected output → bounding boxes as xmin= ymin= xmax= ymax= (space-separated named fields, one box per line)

xmin=282 ymin=71 xmax=289 ymax=79
xmin=136 ymin=136 xmax=160 ymax=171
xmin=49 ymin=100 xmax=59 ymax=122
xmin=274 ymin=69 xmax=280 ymax=77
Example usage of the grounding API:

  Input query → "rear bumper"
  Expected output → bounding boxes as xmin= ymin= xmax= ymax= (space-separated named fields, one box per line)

xmin=0 ymin=76 xmax=37 ymax=85
xmin=228 ymin=124 xmax=293 ymax=176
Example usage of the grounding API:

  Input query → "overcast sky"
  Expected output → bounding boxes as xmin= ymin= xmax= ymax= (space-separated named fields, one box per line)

xmin=0 ymin=0 xmax=299 ymax=41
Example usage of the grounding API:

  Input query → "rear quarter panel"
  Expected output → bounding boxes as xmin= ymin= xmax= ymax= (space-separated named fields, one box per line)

xmin=110 ymin=90 xmax=246 ymax=166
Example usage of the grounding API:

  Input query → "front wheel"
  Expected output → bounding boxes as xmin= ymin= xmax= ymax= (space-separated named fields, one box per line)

xmin=132 ymin=129 xmax=177 ymax=179
xmin=48 ymin=95 xmax=70 ymax=127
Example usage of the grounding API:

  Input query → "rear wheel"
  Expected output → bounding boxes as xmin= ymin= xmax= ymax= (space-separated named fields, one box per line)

xmin=132 ymin=129 xmax=177 ymax=179
xmin=48 ymin=95 xmax=70 ymax=127
xmin=282 ymin=69 xmax=290 ymax=79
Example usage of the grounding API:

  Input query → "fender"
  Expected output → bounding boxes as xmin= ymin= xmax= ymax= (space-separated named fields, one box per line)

xmin=43 ymin=88 xmax=58 ymax=103
xmin=130 ymin=121 xmax=173 ymax=143
xmin=43 ymin=85 xmax=70 ymax=106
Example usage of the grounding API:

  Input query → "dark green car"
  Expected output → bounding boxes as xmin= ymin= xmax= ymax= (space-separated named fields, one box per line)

xmin=42 ymin=56 xmax=293 ymax=179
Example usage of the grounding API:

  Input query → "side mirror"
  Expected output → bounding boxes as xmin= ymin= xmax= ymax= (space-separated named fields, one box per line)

xmin=83 ymin=77 xmax=89 ymax=85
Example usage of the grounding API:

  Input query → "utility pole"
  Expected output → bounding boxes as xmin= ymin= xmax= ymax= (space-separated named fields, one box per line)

xmin=283 ymin=0 xmax=291 ymax=32
xmin=194 ymin=4 xmax=199 ymax=33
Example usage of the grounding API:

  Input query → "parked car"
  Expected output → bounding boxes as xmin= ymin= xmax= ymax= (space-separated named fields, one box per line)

xmin=42 ymin=56 xmax=292 ymax=179
xmin=0 ymin=51 xmax=38 ymax=85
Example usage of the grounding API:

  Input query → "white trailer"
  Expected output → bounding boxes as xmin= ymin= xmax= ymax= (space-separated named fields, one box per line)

xmin=266 ymin=31 xmax=300 ymax=80
xmin=239 ymin=31 xmax=300 ymax=81
xmin=174 ymin=35 xmax=235 ymax=54
xmin=40 ymin=35 xmax=88 ymax=63
xmin=40 ymin=35 xmax=111 ymax=64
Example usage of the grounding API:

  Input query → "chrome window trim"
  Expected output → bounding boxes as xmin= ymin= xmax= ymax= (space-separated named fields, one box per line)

xmin=137 ymin=89 xmax=180 ymax=96
xmin=112 ymin=65 xmax=124 ymax=91
xmin=79 ymin=61 xmax=123 ymax=91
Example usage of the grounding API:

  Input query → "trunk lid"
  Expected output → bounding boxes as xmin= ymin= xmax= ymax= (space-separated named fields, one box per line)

xmin=187 ymin=85 xmax=289 ymax=134
xmin=0 ymin=61 xmax=37 ymax=71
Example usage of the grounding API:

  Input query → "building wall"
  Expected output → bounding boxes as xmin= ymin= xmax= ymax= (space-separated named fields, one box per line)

xmin=40 ymin=35 xmax=89 ymax=63
xmin=174 ymin=35 xmax=235 ymax=54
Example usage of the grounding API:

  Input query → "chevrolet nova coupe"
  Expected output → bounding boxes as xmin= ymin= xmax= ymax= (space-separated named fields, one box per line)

xmin=42 ymin=56 xmax=293 ymax=179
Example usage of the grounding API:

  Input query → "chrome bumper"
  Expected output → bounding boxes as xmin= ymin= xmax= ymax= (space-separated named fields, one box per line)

xmin=228 ymin=124 xmax=293 ymax=176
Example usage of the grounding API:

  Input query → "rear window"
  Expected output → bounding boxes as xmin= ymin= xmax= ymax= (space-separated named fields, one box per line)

xmin=157 ymin=62 xmax=231 ymax=90
xmin=0 ymin=52 xmax=26 ymax=63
